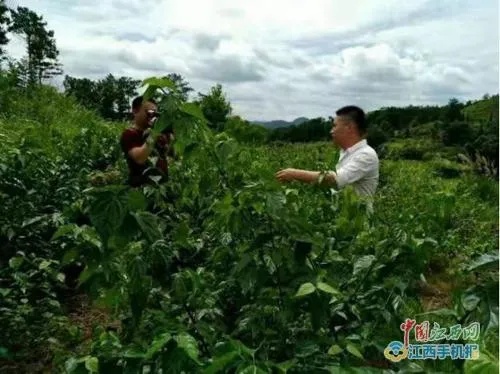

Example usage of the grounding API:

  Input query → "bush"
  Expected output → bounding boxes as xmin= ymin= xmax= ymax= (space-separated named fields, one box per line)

xmin=399 ymin=146 xmax=425 ymax=160
xmin=458 ymin=152 xmax=498 ymax=179
xmin=470 ymin=177 xmax=499 ymax=202
xmin=422 ymin=152 xmax=434 ymax=161
xmin=431 ymin=159 xmax=468 ymax=179
xmin=224 ymin=116 xmax=269 ymax=145
xmin=465 ymin=123 xmax=499 ymax=172
xmin=366 ymin=124 xmax=389 ymax=150
xmin=422 ymin=146 xmax=462 ymax=162
xmin=409 ymin=121 xmax=440 ymax=139
xmin=385 ymin=139 xmax=449 ymax=161
xmin=440 ymin=121 xmax=476 ymax=146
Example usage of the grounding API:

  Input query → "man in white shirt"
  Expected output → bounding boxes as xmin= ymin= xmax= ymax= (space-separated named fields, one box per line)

xmin=275 ymin=105 xmax=379 ymax=201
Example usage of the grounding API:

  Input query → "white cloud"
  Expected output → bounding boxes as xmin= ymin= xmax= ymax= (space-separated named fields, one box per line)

xmin=4 ymin=0 xmax=499 ymax=120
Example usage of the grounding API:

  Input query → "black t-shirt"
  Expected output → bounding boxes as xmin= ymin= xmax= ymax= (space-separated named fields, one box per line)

xmin=120 ymin=128 xmax=168 ymax=186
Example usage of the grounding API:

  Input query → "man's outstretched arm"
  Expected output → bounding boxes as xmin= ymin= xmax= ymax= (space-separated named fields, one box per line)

xmin=275 ymin=168 xmax=338 ymax=187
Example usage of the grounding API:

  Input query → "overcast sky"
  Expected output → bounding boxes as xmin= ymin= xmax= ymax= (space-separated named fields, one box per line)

xmin=4 ymin=0 xmax=499 ymax=121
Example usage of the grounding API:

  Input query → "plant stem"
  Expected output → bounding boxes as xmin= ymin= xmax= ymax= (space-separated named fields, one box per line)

xmin=270 ymin=233 xmax=285 ymax=312
xmin=183 ymin=302 xmax=211 ymax=357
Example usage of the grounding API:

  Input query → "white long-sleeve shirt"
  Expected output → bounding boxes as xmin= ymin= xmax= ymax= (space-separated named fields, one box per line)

xmin=335 ymin=139 xmax=379 ymax=198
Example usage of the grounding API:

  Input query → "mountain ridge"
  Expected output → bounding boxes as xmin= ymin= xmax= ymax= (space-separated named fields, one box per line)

xmin=251 ymin=116 xmax=310 ymax=129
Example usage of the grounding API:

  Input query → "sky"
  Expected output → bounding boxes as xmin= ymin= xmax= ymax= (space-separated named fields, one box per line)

xmin=4 ymin=0 xmax=499 ymax=121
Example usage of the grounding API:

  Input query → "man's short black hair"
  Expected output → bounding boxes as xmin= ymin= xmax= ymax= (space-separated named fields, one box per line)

xmin=336 ymin=105 xmax=367 ymax=135
xmin=132 ymin=96 xmax=157 ymax=111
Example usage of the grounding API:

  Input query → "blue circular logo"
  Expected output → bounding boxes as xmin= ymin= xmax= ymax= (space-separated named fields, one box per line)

xmin=384 ymin=341 xmax=408 ymax=362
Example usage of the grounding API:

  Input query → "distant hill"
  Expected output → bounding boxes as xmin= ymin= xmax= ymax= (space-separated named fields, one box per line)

xmin=252 ymin=117 xmax=309 ymax=129
xmin=463 ymin=94 xmax=499 ymax=123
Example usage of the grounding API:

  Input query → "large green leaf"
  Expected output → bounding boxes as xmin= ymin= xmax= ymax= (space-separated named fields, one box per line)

xmin=145 ymin=332 xmax=172 ymax=359
xmin=78 ymin=263 xmax=99 ymax=284
xmin=38 ymin=259 xmax=51 ymax=270
xmin=180 ymin=102 xmax=207 ymax=123
xmin=65 ymin=356 xmax=97 ymax=374
xmin=142 ymin=76 xmax=176 ymax=90
xmin=89 ymin=189 xmax=128 ymax=239
xmin=263 ymin=254 xmax=277 ymax=275
xmin=8 ymin=256 xmax=24 ymax=269
xmin=467 ymin=253 xmax=499 ymax=272
xmin=175 ymin=333 xmax=200 ymax=363
xmin=21 ymin=215 xmax=47 ymax=228
xmin=142 ymin=85 xmax=160 ymax=102
xmin=295 ymin=282 xmax=316 ymax=297
xmin=328 ymin=345 xmax=343 ymax=356
xmin=84 ymin=357 xmax=99 ymax=373
xmin=132 ymin=211 xmax=162 ymax=242
xmin=64 ymin=357 xmax=83 ymax=374
xmin=317 ymin=282 xmax=341 ymax=295
xmin=353 ymin=255 xmax=376 ymax=276
xmin=273 ymin=359 xmax=297 ymax=373
xmin=127 ymin=190 xmax=147 ymax=212
xmin=51 ymin=223 xmax=78 ymax=240
xmin=346 ymin=343 xmax=364 ymax=359
xmin=150 ymin=110 xmax=172 ymax=136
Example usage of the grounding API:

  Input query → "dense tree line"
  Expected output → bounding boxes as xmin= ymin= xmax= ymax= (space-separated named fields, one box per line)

xmin=265 ymin=96 xmax=498 ymax=169
xmin=63 ymin=74 xmax=140 ymax=120
xmin=269 ymin=96 xmax=498 ymax=143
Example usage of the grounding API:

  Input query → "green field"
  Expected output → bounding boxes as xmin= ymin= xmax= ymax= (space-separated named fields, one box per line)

xmin=0 ymin=84 xmax=498 ymax=373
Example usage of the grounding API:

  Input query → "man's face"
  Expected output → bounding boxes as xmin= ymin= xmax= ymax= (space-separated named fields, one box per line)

xmin=330 ymin=115 xmax=353 ymax=145
xmin=134 ymin=101 xmax=158 ymax=129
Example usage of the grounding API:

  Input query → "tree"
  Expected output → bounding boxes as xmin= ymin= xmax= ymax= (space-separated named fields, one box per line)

xmin=115 ymin=76 xmax=140 ymax=119
xmin=198 ymin=84 xmax=232 ymax=131
xmin=8 ymin=6 xmax=62 ymax=85
xmin=0 ymin=0 xmax=9 ymax=57
xmin=63 ymin=75 xmax=99 ymax=111
xmin=95 ymin=73 xmax=139 ymax=120
xmin=7 ymin=57 xmax=31 ymax=88
xmin=441 ymin=121 xmax=475 ymax=147
xmin=164 ymin=73 xmax=193 ymax=102
xmin=63 ymin=74 xmax=140 ymax=120
xmin=367 ymin=124 xmax=389 ymax=149
xmin=441 ymin=97 xmax=464 ymax=123
xmin=225 ymin=115 xmax=269 ymax=144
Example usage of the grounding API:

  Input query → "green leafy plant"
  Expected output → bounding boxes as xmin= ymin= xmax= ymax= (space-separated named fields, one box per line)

xmin=1 ymin=74 xmax=498 ymax=374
